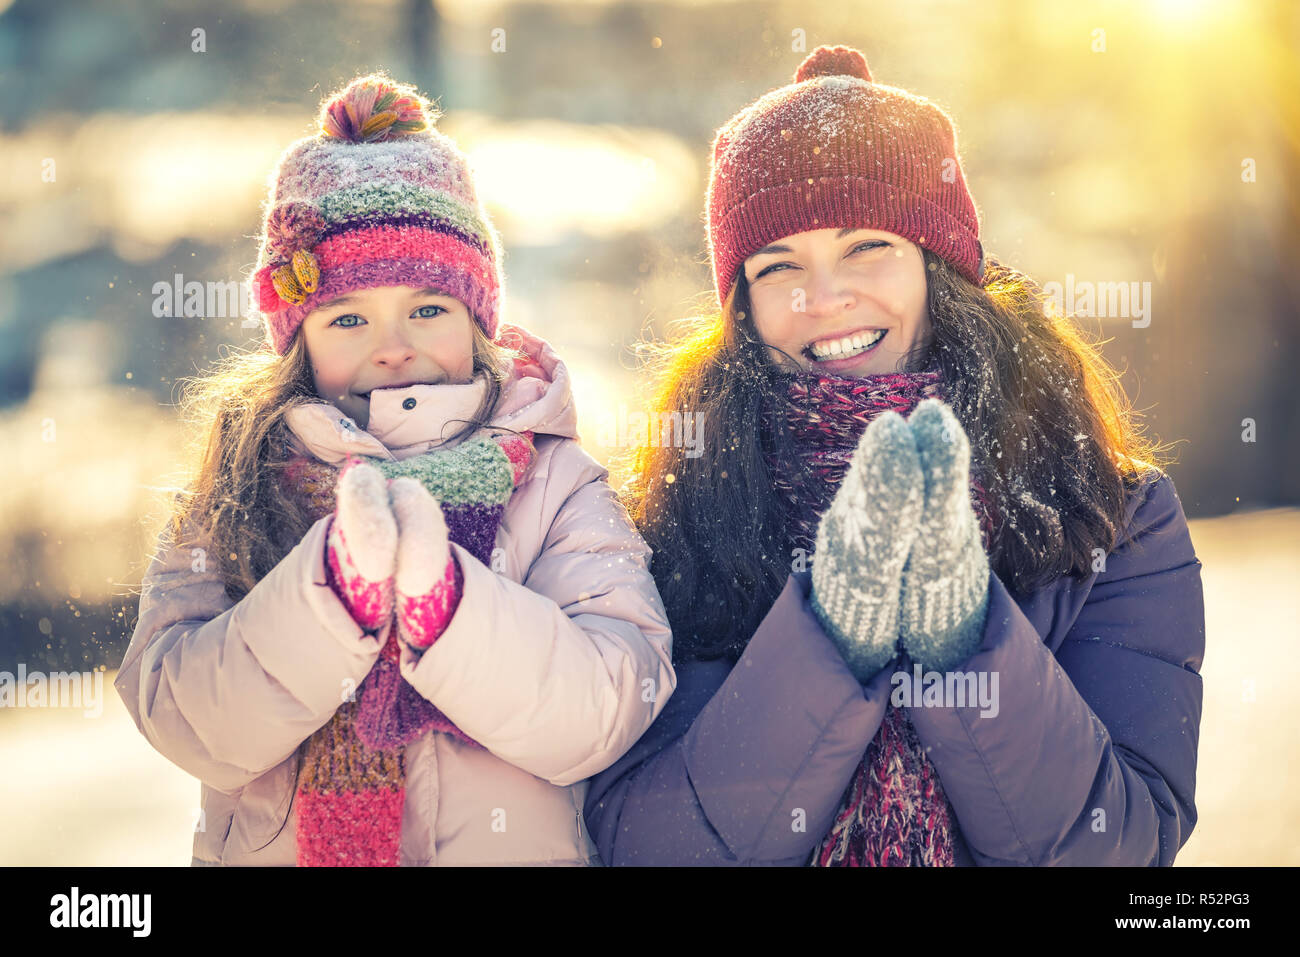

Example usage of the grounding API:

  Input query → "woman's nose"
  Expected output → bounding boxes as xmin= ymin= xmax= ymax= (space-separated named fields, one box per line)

xmin=801 ymin=271 xmax=854 ymax=316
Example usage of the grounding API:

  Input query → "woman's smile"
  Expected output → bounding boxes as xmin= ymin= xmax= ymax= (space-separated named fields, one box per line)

xmin=803 ymin=326 xmax=889 ymax=369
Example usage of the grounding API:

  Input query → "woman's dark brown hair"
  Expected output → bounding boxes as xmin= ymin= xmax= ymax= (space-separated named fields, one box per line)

xmin=617 ymin=249 xmax=1173 ymax=663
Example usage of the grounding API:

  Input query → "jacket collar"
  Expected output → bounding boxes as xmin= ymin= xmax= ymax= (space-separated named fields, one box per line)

xmin=283 ymin=323 xmax=579 ymax=465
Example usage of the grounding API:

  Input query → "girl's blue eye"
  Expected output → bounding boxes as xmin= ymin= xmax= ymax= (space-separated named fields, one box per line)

xmin=753 ymin=241 xmax=889 ymax=279
xmin=329 ymin=305 xmax=446 ymax=327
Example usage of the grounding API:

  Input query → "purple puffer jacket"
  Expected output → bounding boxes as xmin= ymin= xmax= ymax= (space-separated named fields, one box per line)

xmin=585 ymin=470 xmax=1204 ymax=866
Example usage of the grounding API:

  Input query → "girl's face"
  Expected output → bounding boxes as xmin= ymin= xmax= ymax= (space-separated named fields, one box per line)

xmin=742 ymin=227 xmax=931 ymax=376
xmin=301 ymin=285 xmax=476 ymax=430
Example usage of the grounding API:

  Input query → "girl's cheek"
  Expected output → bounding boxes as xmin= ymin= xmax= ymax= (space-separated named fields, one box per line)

xmin=448 ymin=344 xmax=475 ymax=382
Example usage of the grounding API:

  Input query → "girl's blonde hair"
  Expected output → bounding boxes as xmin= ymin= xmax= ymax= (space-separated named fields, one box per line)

xmin=161 ymin=317 xmax=522 ymax=602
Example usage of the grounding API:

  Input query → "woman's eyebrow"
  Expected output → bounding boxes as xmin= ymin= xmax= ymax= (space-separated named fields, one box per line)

xmin=749 ymin=228 xmax=864 ymax=257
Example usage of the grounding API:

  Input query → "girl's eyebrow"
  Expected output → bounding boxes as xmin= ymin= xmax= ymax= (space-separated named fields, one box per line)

xmin=316 ymin=287 xmax=450 ymax=311
xmin=750 ymin=227 xmax=865 ymax=257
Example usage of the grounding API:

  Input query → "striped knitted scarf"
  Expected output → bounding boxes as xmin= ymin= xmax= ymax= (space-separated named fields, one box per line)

xmin=762 ymin=368 xmax=996 ymax=867
xmin=277 ymin=427 xmax=534 ymax=866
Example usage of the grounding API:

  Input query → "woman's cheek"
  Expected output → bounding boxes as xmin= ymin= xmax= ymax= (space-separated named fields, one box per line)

xmin=753 ymin=286 xmax=795 ymax=339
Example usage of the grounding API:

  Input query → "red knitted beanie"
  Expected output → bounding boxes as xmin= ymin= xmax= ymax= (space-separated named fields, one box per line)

xmin=706 ymin=44 xmax=985 ymax=307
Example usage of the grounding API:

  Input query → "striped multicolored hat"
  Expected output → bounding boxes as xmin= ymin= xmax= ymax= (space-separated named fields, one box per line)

xmin=251 ymin=72 xmax=504 ymax=355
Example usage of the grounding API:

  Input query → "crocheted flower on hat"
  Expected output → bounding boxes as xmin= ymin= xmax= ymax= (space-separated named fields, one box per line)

xmin=260 ymin=201 xmax=325 ymax=307
xmin=268 ymin=250 xmax=320 ymax=307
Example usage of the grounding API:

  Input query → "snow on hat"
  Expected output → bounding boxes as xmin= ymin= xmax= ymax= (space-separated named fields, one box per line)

xmin=251 ymin=72 xmax=504 ymax=355
xmin=706 ymin=44 xmax=985 ymax=307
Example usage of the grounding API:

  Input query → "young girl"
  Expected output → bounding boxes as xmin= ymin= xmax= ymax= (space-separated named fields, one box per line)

xmin=115 ymin=73 xmax=674 ymax=866
xmin=584 ymin=45 xmax=1205 ymax=866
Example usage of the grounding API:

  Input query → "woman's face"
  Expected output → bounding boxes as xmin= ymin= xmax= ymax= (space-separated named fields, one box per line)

xmin=300 ymin=284 xmax=476 ymax=430
xmin=742 ymin=227 xmax=931 ymax=376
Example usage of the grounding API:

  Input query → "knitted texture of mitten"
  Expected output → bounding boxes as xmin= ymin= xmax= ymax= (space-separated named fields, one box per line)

xmin=898 ymin=399 xmax=990 ymax=673
xmin=388 ymin=476 xmax=462 ymax=651
xmin=810 ymin=411 xmax=924 ymax=682
xmin=324 ymin=457 xmax=397 ymax=634
xmin=371 ymin=430 xmax=533 ymax=651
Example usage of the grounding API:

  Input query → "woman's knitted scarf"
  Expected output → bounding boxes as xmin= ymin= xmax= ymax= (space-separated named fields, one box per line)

xmin=762 ymin=367 xmax=997 ymax=867
xmin=277 ymin=427 xmax=534 ymax=866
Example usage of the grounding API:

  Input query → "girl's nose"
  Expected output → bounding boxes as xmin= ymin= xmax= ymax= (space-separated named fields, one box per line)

xmin=371 ymin=326 xmax=417 ymax=367
xmin=374 ymin=346 xmax=416 ymax=367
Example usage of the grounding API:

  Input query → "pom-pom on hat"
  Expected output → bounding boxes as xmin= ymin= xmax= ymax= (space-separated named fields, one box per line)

xmin=250 ymin=72 xmax=505 ymax=355
xmin=706 ymin=44 xmax=985 ymax=308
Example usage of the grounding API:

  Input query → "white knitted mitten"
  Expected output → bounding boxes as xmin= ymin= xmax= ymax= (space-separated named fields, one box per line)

xmin=387 ymin=476 xmax=460 ymax=651
xmin=898 ymin=399 xmax=990 ymax=673
xmin=809 ymin=411 xmax=924 ymax=682
xmin=325 ymin=457 xmax=398 ymax=634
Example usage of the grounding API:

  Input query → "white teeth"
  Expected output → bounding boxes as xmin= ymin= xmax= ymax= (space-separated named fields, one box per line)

xmin=810 ymin=329 xmax=885 ymax=359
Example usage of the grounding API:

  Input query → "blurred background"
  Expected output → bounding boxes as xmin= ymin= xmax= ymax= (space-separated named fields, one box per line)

xmin=1 ymin=0 xmax=1297 ymax=866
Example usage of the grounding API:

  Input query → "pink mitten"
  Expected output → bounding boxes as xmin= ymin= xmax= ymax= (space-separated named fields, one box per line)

xmin=389 ymin=477 xmax=463 ymax=650
xmin=324 ymin=457 xmax=398 ymax=634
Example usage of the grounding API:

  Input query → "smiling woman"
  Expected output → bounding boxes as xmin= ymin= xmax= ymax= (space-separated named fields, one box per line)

xmin=742 ymin=227 xmax=930 ymax=376
xmin=587 ymin=43 xmax=1201 ymax=870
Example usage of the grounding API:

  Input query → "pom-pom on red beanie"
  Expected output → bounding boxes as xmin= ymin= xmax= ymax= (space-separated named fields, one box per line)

xmin=250 ymin=71 xmax=504 ymax=355
xmin=706 ymin=44 xmax=985 ymax=308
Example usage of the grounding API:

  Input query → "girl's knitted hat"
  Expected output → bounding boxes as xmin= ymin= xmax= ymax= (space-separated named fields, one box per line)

xmin=251 ymin=72 xmax=504 ymax=355
xmin=706 ymin=44 xmax=985 ymax=307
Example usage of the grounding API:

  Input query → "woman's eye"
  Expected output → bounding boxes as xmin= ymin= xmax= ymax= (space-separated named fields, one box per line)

xmin=754 ymin=242 xmax=889 ymax=279
xmin=754 ymin=262 xmax=791 ymax=279
xmin=329 ymin=314 xmax=362 ymax=328
xmin=413 ymin=305 xmax=446 ymax=318
xmin=851 ymin=241 xmax=889 ymax=255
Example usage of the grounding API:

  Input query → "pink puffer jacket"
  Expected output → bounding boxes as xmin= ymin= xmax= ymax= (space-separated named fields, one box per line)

xmin=115 ymin=325 xmax=675 ymax=865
